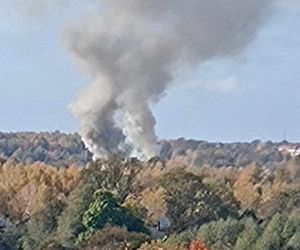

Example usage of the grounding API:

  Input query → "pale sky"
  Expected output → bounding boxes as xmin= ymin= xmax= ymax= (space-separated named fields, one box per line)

xmin=0 ymin=1 xmax=299 ymax=142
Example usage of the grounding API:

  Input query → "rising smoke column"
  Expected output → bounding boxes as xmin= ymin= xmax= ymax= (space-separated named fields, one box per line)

xmin=67 ymin=0 xmax=273 ymax=159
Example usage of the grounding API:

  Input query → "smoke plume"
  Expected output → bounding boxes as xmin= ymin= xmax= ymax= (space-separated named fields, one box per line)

xmin=67 ymin=0 xmax=274 ymax=159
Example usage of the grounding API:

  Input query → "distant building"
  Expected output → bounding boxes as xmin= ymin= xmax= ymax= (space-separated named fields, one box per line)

xmin=278 ymin=144 xmax=300 ymax=157
xmin=157 ymin=217 xmax=171 ymax=232
xmin=148 ymin=216 xmax=172 ymax=239
xmin=0 ymin=157 xmax=6 ymax=165
xmin=0 ymin=217 xmax=11 ymax=233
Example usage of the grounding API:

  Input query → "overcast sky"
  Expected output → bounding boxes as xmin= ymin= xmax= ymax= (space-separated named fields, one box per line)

xmin=0 ymin=1 xmax=299 ymax=142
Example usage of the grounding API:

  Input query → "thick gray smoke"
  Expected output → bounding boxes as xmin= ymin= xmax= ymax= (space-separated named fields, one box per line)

xmin=67 ymin=0 xmax=273 ymax=159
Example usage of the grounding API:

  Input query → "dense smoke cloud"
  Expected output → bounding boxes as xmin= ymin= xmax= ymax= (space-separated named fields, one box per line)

xmin=66 ymin=0 xmax=274 ymax=159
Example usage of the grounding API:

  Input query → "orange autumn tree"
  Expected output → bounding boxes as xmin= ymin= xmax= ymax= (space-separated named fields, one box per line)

xmin=233 ymin=163 xmax=265 ymax=210
xmin=189 ymin=240 xmax=210 ymax=250
xmin=0 ymin=163 xmax=81 ymax=219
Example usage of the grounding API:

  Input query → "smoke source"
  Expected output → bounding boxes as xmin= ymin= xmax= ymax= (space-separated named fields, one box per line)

xmin=67 ymin=0 xmax=273 ymax=159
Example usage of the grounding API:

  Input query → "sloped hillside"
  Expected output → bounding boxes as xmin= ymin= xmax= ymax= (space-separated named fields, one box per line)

xmin=160 ymin=138 xmax=292 ymax=169
xmin=0 ymin=132 xmax=295 ymax=168
xmin=0 ymin=131 xmax=92 ymax=166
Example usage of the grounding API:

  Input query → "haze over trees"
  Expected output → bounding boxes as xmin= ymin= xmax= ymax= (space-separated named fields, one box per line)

xmin=0 ymin=132 xmax=293 ymax=168
xmin=0 ymin=132 xmax=92 ymax=167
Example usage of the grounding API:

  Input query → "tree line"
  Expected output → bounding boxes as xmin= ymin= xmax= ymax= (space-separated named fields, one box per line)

xmin=0 ymin=132 xmax=294 ymax=168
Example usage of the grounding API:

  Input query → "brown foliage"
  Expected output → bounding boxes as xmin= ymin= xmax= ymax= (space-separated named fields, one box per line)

xmin=139 ymin=240 xmax=187 ymax=250
xmin=233 ymin=164 xmax=266 ymax=210
xmin=81 ymin=226 xmax=149 ymax=250
xmin=0 ymin=157 xmax=6 ymax=165
xmin=189 ymin=240 xmax=209 ymax=250
xmin=0 ymin=163 xmax=81 ymax=219
xmin=139 ymin=187 xmax=167 ymax=223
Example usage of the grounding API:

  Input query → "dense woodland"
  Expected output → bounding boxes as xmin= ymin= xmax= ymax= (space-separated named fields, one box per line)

xmin=0 ymin=132 xmax=294 ymax=168
xmin=0 ymin=132 xmax=299 ymax=249
xmin=0 ymin=132 xmax=92 ymax=167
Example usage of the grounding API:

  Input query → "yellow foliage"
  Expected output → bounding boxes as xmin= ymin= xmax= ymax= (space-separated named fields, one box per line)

xmin=140 ymin=187 xmax=167 ymax=224
xmin=0 ymin=163 xmax=81 ymax=219
xmin=233 ymin=164 xmax=264 ymax=209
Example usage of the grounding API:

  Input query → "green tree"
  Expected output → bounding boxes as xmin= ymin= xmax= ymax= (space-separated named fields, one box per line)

xmin=22 ymin=197 xmax=65 ymax=250
xmin=198 ymin=218 xmax=244 ymax=250
xmin=234 ymin=218 xmax=261 ymax=250
xmin=56 ymin=183 xmax=96 ymax=248
xmin=37 ymin=240 xmax=66 ymax=250
xmin=0 ymin=224 xmax=24 ymax=250
xmin=282 ymin=210 xmax=300 ymax=242
xmin=82 ymin=156 xmax=142 ymax=202
xmin=79 ymin=226 xmax=149 ymax=250
xmin=286 ymin=231 xmax=300 ymax=250
xmin=161 ymin=168 xmax=236 ymax=232
xmin=255 ymin=213 xmax=287 ymax=250
xmin=56 ymin=157 xmax=142 ymax=248
xmin=77 ymin=190 xmax=148 ymax=243
xmin=282 ymin=210 xmax=300 ymax=250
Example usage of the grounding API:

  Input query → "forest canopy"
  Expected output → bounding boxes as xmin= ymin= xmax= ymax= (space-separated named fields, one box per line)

xmin=0 ymin=150 xmax=300 ymax=249
xmin=0 ymin=132 xmax=294 ymax=168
